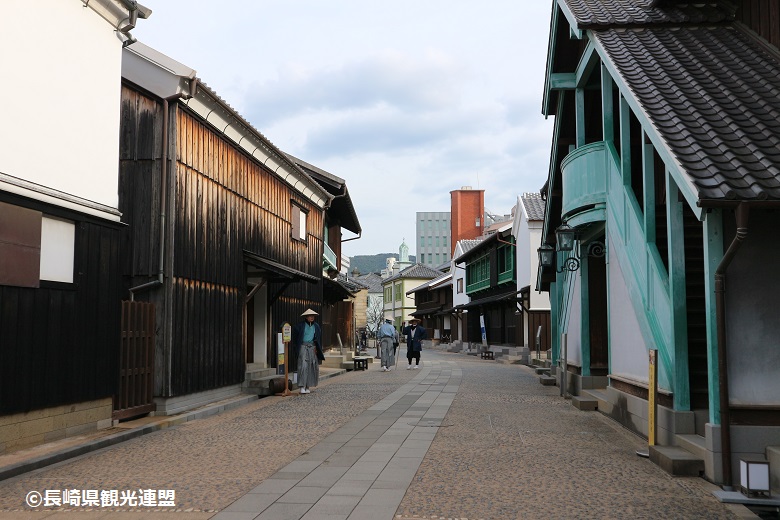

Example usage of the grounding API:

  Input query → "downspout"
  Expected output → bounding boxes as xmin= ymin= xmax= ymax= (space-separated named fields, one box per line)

xmin=128 ymin=80 xmax=197 ymax=301
xmin=715 ymin=202 xmax=749 ymax=489
xmin=127 ymin=95 xmax=172 ymax=301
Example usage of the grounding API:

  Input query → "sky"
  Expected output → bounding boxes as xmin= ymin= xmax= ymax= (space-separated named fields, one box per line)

xmin=132 ymin=1 xmax=555 ymax=258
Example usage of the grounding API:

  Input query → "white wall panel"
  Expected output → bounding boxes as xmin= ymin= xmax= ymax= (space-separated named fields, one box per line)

xmin=1 ymin=1 xmax=123 ymax=209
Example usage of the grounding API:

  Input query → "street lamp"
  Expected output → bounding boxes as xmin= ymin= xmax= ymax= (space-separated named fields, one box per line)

xmin=537 ymin=223 xmax=605 ymax=273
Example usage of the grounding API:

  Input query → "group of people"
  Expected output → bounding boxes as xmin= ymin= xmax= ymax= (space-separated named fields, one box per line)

xmin=376 ymin=317 xmax=426 ymax=371
xmin=290 ymin=308 xmax=428 ymax=395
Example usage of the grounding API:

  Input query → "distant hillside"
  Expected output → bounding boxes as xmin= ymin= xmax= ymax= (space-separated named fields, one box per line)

xmin=350 ymin=253 xmax=416 ymax=275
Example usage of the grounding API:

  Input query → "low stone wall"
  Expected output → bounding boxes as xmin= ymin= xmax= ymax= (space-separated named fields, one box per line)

xmin=0 ymin=398 xmax=113 ymax=455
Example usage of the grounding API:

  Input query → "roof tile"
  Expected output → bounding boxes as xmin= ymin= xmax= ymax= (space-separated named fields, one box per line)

xmin=596 ymin=25 xmax=780 ymax=200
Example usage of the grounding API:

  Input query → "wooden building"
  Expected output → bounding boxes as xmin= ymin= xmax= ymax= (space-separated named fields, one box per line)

xmin=539 ymin=0 xmax=780 ymax=485
xmin=120 ymin=42 xmax=333 ymax=415
xmin=407 ymin=270 xmax=454 ymax=344
xmin=286 ymin=155 xmax=363 ymax=351
xmin=455 ymin=224 xmax=523 ymax=347
xmin=0 ymin=1 xmax=149 ymax=452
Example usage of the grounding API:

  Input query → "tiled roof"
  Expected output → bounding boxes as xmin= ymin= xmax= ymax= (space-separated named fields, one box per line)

xmin=337 ymin=273 xmax=367 ymax=293
xmin=521 ymin=193 xmax=545 ymax=220
xmin=456 ymin=237 xmax=486 ymax=258
xmin=563 ymin=0 xmax=735 ymax=28
xmin=383 ymin=263 xmax=443 ymax=283
xmin=596 ymin=26 xmax=780 ymax=200
xmin=354 ymin=272 xmax=383 ymax=293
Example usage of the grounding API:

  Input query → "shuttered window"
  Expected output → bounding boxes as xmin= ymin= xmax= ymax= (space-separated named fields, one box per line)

xmin=291 ymin=203 xmax=308 ymax=242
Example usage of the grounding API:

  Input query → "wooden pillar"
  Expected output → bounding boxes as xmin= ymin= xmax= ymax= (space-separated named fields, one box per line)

xmin=666 ymin=173 xmax=691 ymax=411
xmin=703 ymin=209 xmax=724 ymax=423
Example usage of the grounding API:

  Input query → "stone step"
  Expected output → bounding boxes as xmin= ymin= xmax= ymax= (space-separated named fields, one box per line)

xmin=245 ymin=367 xmax=276 ymax=380
xmin=540 ymin=375 xmax=557 ymax=386
xmin=534 ymin=367 xmax=550 ymax=375
xmin=649 ymin=445 xmax=704 ymax=477
xmin=675 ymin=434 xmax=708 ymax=462
xmin=571 ymin=395 xmax=598 ymax=411
xmin=245 ymin=375 xmax=288 ymax=396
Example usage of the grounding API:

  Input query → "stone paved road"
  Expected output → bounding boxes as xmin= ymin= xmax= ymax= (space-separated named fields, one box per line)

xmin=0 ymin=350 xmax=751 ymax=519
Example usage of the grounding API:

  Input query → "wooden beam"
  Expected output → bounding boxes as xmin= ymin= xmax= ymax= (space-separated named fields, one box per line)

xmin=601 ymin=64 xmax=614 ymax=143
xmin=575 ymin=41 xmax=599 ymax=87
xmin=549 ymin=73 xmax=576 ymax=90
xmin=703 ymin=209 xmax=723 ymax=424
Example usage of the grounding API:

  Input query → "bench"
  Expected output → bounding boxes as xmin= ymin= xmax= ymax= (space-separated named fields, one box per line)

xmin=480 ymin=351 xmax=494 ymax=360
xmin=353 ymin=356 xmax=370 ymax=371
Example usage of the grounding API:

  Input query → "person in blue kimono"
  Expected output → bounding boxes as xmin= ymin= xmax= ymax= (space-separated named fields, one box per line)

xmin=292 ymin=308 xmax=324 ymax=394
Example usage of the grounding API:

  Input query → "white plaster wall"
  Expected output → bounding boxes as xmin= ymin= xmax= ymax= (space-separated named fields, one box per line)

xmin=607 ymin=249 xmax=656 ymax=386
xmin=563 ymin=273 xmax=582 ymax=367
xmin=724 ymin=211 xmax=780 ymax=405
xmin=527 ymin=225 xmax=549 ymax=310
xmin=1 ymin=1 xmax=123 ymax=210
xmin=253 ymin=286 xmax=269 ymax=367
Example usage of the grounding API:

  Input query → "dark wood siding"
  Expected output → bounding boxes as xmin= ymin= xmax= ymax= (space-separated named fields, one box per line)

xmin=735 ymin=0 xmax=780 ymax=49
xmin=0 ymin=217 xmax=121 ymax=415
xmin=119 ymin=85 xmax=326 ymax=398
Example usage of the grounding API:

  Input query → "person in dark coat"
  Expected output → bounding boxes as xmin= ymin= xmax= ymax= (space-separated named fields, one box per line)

xmin=403 ymin=317 xmax=426 ymax=369
xmin=291 ymin=308 xmax=324 ymax=394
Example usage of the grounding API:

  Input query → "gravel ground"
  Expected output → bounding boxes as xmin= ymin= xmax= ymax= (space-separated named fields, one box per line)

xmin=0 ymin=350 xmax=749 ymax=519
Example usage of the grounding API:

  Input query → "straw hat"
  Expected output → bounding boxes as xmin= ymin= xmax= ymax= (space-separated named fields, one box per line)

xmin=301 ymin=308 xmax=319 ymax=317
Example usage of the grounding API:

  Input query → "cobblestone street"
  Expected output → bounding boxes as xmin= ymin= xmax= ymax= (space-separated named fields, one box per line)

xmin=0 ymin=350 xmax=752 ymax=519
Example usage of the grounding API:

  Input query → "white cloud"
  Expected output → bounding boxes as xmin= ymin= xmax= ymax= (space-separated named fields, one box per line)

xmin=132 ymin=0 xmax=555 ymax=257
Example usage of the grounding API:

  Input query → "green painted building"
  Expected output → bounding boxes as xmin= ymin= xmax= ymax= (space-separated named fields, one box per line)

xmin=538 ymin=0 xmax=780 ymax=486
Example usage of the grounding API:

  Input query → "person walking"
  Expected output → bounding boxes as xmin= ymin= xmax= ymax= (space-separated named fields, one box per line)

xmin=403 ymin=317 xmax=426 ymax=369
xmin=377 ymin=319 xmax=397 ymax=371
xmin=291 ymin=308 xmax=324 ymax=394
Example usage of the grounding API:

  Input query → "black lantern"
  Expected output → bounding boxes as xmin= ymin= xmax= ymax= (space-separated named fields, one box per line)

xmin=555 ymin=223 xmax=576 ymax=252
xmin=538 ymin=243 xmax=555 ymax=268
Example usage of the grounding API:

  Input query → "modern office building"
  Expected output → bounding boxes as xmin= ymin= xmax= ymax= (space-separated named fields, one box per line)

xmin=416 ymin=212 xmax=451 ymax=267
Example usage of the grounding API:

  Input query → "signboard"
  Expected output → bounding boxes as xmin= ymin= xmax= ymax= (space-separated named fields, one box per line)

xmin=277 ymin=333 xmax=285 ymax=375
xmin=479 ymin=314 xmax=487 ymax=346
xmin=282 ymin=322 xmax=292 ymax=343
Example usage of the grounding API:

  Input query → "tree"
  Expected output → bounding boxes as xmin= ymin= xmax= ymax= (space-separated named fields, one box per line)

xmin=365 ymin=295 xmax=384 ymax=335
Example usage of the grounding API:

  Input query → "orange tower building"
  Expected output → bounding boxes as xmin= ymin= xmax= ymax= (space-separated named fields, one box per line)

xmin=450 ymin=187 xmax=485 ymax=256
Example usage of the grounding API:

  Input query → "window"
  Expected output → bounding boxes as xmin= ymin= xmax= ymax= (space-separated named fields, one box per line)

xmin=420 ymin=253 xmax=424 ymax=263
xmin=40 ymin=216 xmax=75 ymax=283
xmin=0 ymin=202 xmax=41 ymax=287
xmin=0 ymin=203 xmax=75 ymax=287
xmin=457 ymin=278 xmax=463 ymax=293
xmin=291 ymin=203 xmax=308 ymax=242
xmin=395 ymin=283 xmax=402 ymax=302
